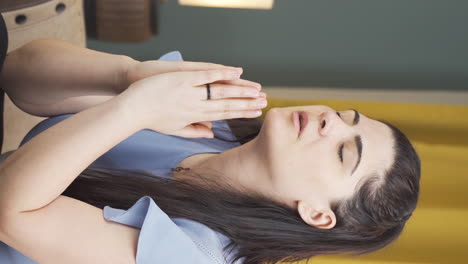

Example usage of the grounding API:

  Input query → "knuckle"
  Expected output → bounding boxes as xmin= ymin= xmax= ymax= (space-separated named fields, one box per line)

xmin=222 ymin=102 xmax=231 ymax=112
xmin=240 ymin=89 xmax=249 ymax=97
xmin=214 ymin=111 xmax=225 ymax=120
xmin=225 ymin=111 xmax=238 ymax=119
xmin=234 ymin=111 xmax=245 ymax=118
xmin=217 ymin=87 xmax=225 ymax=98
xmin=204 ymin=71 xmax=216 ymax=82
xmin=215 ymin=70 xmax=225 ymax=78
xmin=242 ymin=101 xmax=251 ymax=110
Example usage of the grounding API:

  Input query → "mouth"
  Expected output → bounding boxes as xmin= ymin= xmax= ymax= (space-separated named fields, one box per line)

xmin=292 ymin=111 xmax=309 ymax=137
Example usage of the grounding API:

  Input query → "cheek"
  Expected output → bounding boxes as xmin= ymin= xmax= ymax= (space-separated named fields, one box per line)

xmin=306 ymin=141 xmax=338 ymax=170
xmin=308 ymin=158 xmax=339 ymax=187
xmin=271 ymin=143 xmax=343 ymax=197
xmin=301 ymin=143 xmax=345 ymax=191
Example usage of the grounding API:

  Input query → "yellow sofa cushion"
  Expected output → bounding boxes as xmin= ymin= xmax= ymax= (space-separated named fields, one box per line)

xmin=262 ymin=97 xmax=468 ymax=264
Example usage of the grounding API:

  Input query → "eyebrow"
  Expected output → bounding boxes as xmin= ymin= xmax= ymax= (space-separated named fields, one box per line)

xmin=351 ymin=109 xmax=360 ymax=125
xmin=351 ymin=135 xmax=363 ymax=175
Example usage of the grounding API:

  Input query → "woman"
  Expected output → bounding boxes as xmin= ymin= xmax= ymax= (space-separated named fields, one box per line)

xmin=0 ymin=15 xmax=421 ymax=264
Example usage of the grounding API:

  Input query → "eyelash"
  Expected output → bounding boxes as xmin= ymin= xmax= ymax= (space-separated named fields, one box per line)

xmin=338 ymin=144 xmax=344 ymax=163
xmin=336 ymin=111 xmax=344 ymax=163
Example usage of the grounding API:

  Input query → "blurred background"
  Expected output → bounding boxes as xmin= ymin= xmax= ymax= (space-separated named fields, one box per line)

xmin=88 ymin=0 xmax=468 ymax=91
xmin=1 ymin=0 xmax=467 ymax=263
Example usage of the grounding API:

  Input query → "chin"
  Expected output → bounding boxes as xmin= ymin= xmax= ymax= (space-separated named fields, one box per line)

xmin=256 ymin=108 xmax=295 ymax=151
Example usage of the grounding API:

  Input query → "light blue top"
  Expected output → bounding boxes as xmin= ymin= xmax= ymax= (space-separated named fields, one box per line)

xmin=0 ymin=51 xmax=245 ymax=264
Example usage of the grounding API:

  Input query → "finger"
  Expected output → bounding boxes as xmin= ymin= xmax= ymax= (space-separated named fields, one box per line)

xmin=171 ymin=124 xmax=214 ymax=138
xmin=199 ymin=83 xmax=261 ymax=100
xmin=175 ymin=61 xmax=242 ymax=72
xmin=195 ymin=121 xmax=213 ymax=129
xmin=215 ymin=79 xmax=261 ymax=90
xmin=203 ymin=98 xmax=268 ymax=112
xmin=204 ymin=109 xmax=263 ymax=121
xmin=191 ymin=69 xmax=243 ymax=86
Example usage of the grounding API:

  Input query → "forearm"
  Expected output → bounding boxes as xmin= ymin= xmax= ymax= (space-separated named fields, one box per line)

xmin=0 ymin=38 xmax=137 ymax=116
xmin=0 ymin=97 xmax=140 ymax=214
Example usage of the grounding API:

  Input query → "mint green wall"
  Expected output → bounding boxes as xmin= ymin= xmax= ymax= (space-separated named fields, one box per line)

xmin=87 ymin=0 xmax=468 ymax=90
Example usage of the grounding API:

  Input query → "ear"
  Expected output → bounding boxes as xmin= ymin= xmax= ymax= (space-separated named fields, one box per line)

xmin=297 ymin=200 xmax=336 ymax=229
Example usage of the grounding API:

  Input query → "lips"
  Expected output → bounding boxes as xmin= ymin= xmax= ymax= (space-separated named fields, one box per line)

xmin=293 ymin=112 xmax=300 ymax=135
xmin=292 ymin=111 xmax=309 ymax=137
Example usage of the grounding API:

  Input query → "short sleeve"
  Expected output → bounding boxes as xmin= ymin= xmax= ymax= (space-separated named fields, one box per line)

xmin=103 ymin=196 xmax=221 ymax=264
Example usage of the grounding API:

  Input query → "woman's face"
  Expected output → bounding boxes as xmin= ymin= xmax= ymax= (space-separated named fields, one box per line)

xmin=253 ymin=105 xmax=395 ymax=228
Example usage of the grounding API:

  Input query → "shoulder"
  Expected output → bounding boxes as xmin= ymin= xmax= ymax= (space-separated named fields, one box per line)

xmin=104 ymin=196 xmax=241 ymax=264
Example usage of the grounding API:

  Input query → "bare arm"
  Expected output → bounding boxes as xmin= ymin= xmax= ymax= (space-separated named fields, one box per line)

xmin=0 ymin=38 xmax=135 ymax=116
xmin=0 ymin=98 xmax=138 ymax=214
xmin=0 ymin=39 xmax=261 ymax=118
xmin=0 ymin=195 xmax=140 ymax=264
xmin=0 ymin=98 xmax=140 ymax=263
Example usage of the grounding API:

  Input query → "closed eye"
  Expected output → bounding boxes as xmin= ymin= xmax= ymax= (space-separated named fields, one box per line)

xmin=337 ymin=111 xmax=344 ymax=163
xmin=338 ymin=143 xmax=344 ymax=162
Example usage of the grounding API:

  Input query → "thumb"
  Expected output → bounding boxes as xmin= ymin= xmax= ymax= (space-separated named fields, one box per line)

xmin=171 ymin=123 xmax=214 ymax=138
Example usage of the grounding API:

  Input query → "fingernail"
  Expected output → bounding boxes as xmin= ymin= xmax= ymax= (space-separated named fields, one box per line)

xmin=259 ymin=92 xmax=266 ymax=98
xmin=257 ymin=99 xmax=267 ymax=108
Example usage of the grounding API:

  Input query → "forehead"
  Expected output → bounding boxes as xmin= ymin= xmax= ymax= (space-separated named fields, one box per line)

xmin=353 ymin=114 xmax=395 ymax=188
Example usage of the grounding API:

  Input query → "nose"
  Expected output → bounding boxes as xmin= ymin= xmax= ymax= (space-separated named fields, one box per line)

xmin=318 ymin=110 xmax=349 ymax=137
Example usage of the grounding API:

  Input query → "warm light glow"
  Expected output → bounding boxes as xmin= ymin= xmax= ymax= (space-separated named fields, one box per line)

xmin=178 ymin=0 xmax=274 ymax=10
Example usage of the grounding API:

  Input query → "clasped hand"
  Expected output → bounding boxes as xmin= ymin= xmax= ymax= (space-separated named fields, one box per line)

xmin=115 ymin=61 xmax=267 ymax=138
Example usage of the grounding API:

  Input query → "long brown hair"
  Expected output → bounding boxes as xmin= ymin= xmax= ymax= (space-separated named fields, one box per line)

xmin=62 ymin=118 xmax=420 ymax=264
